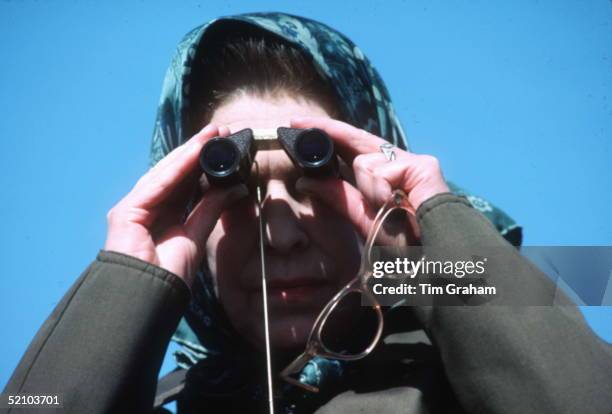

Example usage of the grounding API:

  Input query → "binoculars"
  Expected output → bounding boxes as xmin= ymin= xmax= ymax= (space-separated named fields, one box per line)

xmin=199 ymin=127 xmax=338 ymax=187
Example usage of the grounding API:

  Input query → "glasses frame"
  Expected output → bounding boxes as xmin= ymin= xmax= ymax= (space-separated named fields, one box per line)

xmin=280 ymin=190 xmax=414 ymax=392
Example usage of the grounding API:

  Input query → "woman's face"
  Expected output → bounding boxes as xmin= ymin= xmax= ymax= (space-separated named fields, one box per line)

xmin=206 ymin=93 xmax=362 ymax=351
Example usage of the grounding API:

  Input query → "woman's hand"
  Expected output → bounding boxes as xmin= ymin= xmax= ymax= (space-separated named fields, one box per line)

xmin=104 ymin=124 xmax=248 ymax=287
xmin=291 ymin=117 xmax=449 ymax=239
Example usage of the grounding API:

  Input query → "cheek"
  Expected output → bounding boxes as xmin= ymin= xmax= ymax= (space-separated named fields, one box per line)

xmin=206 ymin=198 xmax=258 ymax=305
xmin=206 ymin=198 xmax=267 ymax=346
xmin=207 ymin=198 xmax=257 ymax=277
xmin=305 ymin=200 xmax=362 ymax=285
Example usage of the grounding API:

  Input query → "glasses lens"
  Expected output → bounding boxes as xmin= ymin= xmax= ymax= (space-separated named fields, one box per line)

xmin=320 ymin=290 xmax=379 ymax=355
xmin=201 ymin=139 xmax=238 ymax=175
xmin=295 ymin=130 xmax=332 ymax=166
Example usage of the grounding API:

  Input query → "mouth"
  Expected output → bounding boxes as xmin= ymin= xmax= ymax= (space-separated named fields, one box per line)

xmin=240 ymin=253 xmax=339 ymax=309
xmin=268 ymin=284 xmax=329 ymax=303
xmin=248 ymin=277 xmax=334 ymax=306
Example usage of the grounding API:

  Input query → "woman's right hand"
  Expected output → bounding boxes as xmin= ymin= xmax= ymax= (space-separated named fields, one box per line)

xmin=104 ymin=124 xmax=248 ymax=288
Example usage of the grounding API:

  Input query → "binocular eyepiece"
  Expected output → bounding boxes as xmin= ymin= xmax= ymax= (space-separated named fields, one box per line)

xmin=199 ymin=127 xmax=338 ymax=187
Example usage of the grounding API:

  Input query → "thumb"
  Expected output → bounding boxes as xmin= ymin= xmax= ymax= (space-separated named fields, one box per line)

xmin=296 ymin=177 xmax=376 ymax=239
xmin=183 ymin=184 xmax=249 ymax=252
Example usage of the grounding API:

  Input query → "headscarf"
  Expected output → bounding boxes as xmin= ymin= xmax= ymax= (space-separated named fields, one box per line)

xmin=149 ymin=12 xmax=523 ymax=411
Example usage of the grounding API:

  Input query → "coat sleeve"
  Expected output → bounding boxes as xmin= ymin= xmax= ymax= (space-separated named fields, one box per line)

xmin=2 ymin=250 xmax=190 ymax=414
xmin=412 ymin=193 xmax=612 ymax=414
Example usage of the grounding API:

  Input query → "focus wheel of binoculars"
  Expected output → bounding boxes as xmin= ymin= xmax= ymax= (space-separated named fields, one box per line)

xmin=199 ymin=127 xmax=338 ymax=187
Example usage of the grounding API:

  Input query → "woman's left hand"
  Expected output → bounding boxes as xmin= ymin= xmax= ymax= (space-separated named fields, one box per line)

xmin=291 ymin=117 xmax=450 ymax=239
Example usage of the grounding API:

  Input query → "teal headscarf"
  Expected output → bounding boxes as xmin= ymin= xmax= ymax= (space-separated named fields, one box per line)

xmin=149 ymin=12 xmax=522 ymax=410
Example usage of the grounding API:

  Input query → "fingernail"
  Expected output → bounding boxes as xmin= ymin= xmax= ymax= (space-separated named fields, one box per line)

xmin=200 ymin=124 xmax=217 ymax=135
xmin=290 ymin=116 xmax=310 ymax=124
xmin=218 ymin=126 xmax=231 ymax=136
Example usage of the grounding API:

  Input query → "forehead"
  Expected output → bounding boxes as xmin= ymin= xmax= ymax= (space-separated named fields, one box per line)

xmin=209 ymin=93 xmax=330 ymax=131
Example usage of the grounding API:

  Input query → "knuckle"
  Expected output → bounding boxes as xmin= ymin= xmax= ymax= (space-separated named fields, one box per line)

xmin=419 ymin=155 xmax=441 ymax=171
xmin=106 ymin=202 xmax=127 ymax=225
xmin=353 ymin=154 xmax=372 ymax=172
xmin=106 ymin=207 xmax=118 ymax=224
xmin=147 ymin=172 xmax=163 ymax=188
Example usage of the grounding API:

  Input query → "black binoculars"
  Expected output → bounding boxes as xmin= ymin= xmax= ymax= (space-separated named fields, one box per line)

xmin=199 ymin=127 xmax=338 ymax=187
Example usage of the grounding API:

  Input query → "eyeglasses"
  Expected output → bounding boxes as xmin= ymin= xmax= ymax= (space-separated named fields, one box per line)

xmin=279 ymin=190 xmax=415 ymax=392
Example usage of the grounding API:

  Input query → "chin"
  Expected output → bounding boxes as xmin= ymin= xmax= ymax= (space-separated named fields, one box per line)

xmin=244 ymin=313 xmax=317 ymax=352
xmin=269 ymin=315 xmax=317 ymax=350
xmin=235 ymin=287 xmax=336 ymax=351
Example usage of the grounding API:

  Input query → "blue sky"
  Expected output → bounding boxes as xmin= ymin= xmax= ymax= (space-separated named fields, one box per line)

xmin=1 ymin=0 xmax=610 ymax=398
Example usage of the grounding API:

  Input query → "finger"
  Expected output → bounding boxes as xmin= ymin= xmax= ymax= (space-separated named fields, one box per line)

xmin=370 ymin=159 xmax=423 ymax=239
xmin=149 ymin=167 xmax=203 ymax=234
xmin=295 ymin=177 xmax=376 ymax=239
xmin=128 ymin=125 xmax=220 ymax=209
xmin=290 ymin=116 xmax=390 ymax=164
xmin=348 ymin=150 xmax=432 ymax=209
xmin=150 ymin=124 xmax=218 ymax=173
xmin=183 ymin=184 xmax=250 ymax=252
xmin=146 ymin=123 xmax=219 ymax=179
xmin=372 ymin=158 xmax=413 ymax=186
xmin=218 ymin=125 xmax=232 ymax=136
xmin=352 ymin=153 xmax=394 ymax=208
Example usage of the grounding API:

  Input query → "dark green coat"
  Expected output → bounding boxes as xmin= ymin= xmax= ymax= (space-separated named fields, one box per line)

xmin=4 ymin=194 xmax=612 ymax=413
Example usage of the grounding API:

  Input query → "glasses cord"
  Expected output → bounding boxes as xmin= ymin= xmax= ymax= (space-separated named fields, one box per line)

xmin=255 ymin=162 xmax=275 ymax=414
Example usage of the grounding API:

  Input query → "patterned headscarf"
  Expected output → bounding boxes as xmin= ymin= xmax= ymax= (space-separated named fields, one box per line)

xmin=149 ymin=12 xmax=522 ymax=411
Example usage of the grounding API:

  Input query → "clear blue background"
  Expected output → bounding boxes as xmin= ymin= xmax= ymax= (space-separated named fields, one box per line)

xmin=1 ymin=0 xmax=610 ymax=399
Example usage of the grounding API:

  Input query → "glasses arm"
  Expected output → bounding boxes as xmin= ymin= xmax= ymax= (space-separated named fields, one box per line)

xmin=279 ymin=191 xmax=412 ymax=393
xmin=279 ymin=352 xmax=320 ymax=393
xmin=360 ymin=190 xmax=412 ymax=273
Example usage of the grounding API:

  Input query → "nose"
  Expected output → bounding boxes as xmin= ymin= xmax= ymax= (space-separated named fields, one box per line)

xmin=262 ymin=180 xmax=309 ymax=254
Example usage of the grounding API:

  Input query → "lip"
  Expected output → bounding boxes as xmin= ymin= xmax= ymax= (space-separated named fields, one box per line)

xmin=242 ymin=260 xmax=333 ymax=291
xmin=266 ymin=276 xmax=326 ymax=290
xmin=246 ymin=276 xmax=333 ymax=306
xmin=265 ymin=283 xmax=334 ymax=307
xmin=268 ymin=284 xmax=329 ymax=303
xmin=246 ymin=276 xmax=330 ymax=294
xmin=240 ymin=254 xmax=338 ymax=306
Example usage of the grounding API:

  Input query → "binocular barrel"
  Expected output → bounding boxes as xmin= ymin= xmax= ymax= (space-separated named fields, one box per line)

xmin=199 ymin=127 xmax=338 ymax=187
xmin=199 ymin=129 xmax=255 ymax=187
xmin=277 ymin=127 xmax=338 ymax=177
